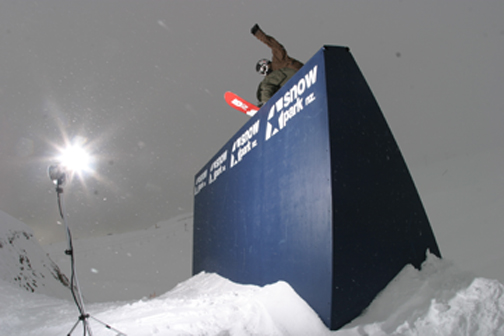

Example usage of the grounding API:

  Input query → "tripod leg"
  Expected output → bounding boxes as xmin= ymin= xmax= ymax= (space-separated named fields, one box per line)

xmin=66 ymin=318 xmax=82 ymax=336
xmin=84 ymin=318 xmax=94 ymax=336
xmin=88 ymin=315 xmax=127 ymax=335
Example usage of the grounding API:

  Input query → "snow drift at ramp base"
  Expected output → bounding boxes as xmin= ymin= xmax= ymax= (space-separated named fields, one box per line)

xmin=342 ymin=253 xmax=504 ymax=336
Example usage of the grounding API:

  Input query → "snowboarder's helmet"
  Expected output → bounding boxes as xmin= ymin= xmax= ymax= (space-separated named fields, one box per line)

xmin=256 ymin=59 xmax=271 ymax=76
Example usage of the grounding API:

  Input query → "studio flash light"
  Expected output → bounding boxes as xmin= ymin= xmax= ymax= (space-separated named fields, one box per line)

xmin=48 ymin=163 xmax=66 ymax=186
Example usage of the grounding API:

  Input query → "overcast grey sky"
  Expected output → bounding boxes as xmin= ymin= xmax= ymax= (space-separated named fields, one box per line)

xmin=0 ymin=1 xmax=503 ymax=245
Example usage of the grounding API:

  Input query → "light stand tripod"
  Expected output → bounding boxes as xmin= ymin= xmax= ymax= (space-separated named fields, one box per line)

xmin=49 ymin=165 xmax=126 ymax=336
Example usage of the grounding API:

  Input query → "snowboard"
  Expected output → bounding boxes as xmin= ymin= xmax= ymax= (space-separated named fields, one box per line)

xmin=224 ymin=91 xmax=259 ymax=117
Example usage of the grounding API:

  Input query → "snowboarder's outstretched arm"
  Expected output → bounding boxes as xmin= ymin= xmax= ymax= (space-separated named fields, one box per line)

xmin=251 ymin=24 xmax=288 ymax=67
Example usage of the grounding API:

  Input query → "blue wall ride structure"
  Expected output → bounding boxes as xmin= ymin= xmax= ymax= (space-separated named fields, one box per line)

xmin=193 ymin=46 xmax=441 ymax=330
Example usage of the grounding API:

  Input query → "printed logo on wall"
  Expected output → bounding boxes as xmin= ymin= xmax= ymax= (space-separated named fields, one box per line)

xmin=230 ymin=120 xmax=260 ymax=168
xmin=265 ymin=65 xmax=319 ymax=141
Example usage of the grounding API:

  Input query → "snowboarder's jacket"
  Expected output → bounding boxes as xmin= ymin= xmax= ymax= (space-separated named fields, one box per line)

xmin=253 ymin=26 xmax=304 ymax=104
xmin=256 ymin=68 xmax=297 ymax=104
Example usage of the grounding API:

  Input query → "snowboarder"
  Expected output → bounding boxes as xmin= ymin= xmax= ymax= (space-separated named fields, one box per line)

xmin=251 ymin=24 xmax=304 ymax=106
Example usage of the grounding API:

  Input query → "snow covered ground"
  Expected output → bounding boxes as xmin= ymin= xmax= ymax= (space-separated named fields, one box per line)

xmin=1 ymin=251 xmax=503 ymax=335
xmin=1 ymin=204 xmax=504 ymax=335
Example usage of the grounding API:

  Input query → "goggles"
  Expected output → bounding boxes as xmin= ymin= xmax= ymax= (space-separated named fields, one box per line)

xmin=259 ymin=63 xmax=269 ymax=76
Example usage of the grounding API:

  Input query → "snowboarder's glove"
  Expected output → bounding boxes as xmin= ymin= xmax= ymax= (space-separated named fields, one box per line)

xmin=257 ymin=101 xmax=264 ymax=108
xmin=251 ymin=24 xmax=260 ymax=35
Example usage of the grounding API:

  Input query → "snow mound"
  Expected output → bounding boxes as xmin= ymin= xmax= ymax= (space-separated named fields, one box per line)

xmin=0 ymin=210 xmax=69 ymax=299
xmin=161 ymin=272 xmax=330 ymax=335
xmin=0 ymin=272 xmax=329 ymax=336
xmin=340 ymin=253 xmax=504 ymax=335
